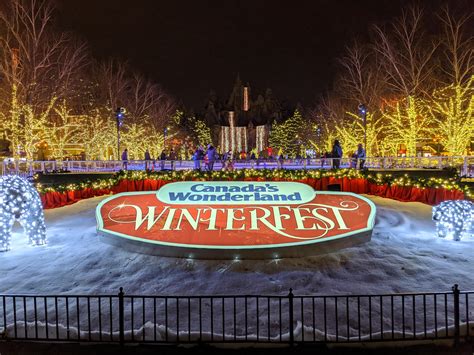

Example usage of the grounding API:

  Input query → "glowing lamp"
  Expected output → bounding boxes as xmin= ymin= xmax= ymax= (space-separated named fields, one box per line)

xmin=0 ymin=175 xmax=46 ymax=251
xmin=432 ymin=200 xmax=473 ymax=241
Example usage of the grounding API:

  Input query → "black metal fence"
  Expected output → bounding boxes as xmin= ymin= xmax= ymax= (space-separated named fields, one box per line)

xmin=0 ymin=285 xmax=472 ymax=345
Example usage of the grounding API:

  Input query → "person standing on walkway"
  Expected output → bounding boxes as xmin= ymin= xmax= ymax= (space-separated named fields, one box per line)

xmin=356 ymin=143 xmax=366 ymax=170
xmin=206 ymin=144 xmax=217 ymax=171
xmin=192 ymin=147 xmax=201 ymax=170
xmin=159 ymin=150 xmax=166 ymax=170
xmin=144 ymin=149 xmax=151 ymax=170
xmin=169 ymin=149 xmax=177 ymax=170
xmin=121 ymin=149 xmax=128 ymax=170
xmin=332 ymin=140 xmax=342 ymax=169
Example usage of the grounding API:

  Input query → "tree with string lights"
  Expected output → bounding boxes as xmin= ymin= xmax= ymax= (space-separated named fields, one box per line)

xmin=429 ymin=6 xmax=473 ymax=156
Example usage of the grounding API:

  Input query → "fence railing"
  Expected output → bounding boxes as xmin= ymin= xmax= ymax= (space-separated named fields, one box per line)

xmin=1 ymin=156 xmax=473 ymax=177
xmin=0 ymin=285 xmax=472 ymax=345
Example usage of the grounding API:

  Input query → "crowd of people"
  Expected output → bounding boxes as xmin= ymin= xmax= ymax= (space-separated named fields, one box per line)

xmin=120 ymin=140 xmax=366 ymax=171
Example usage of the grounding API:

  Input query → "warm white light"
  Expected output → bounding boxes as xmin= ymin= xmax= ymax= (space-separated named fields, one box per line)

xmin=432 ymin=200 xmax=474 ymax=241
xmin=0 ymin=175 xmax=46 ymax=251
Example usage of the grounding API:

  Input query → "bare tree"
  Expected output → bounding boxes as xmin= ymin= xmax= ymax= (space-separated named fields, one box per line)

xmin=339 ymin=41 xmax=384 ymax=108
xmin=373 ymin=5 xmax=438 ymax=97
xmin=123 ymin=71 xmax=176 ymax=129
xmin=93 ymin=60 xmax=176 ymax=159
xmin=0 ymin=0 xmax=88 ymax=159
xmin=373 ymin=5 xmax=437 ymax=156
xmin=338 ymin=41 xmax=387 ymax=155
xmin=96 ymin=59 xmax=129 ymax=114
xmin=315 ymin=92 xmax=346 ymax=153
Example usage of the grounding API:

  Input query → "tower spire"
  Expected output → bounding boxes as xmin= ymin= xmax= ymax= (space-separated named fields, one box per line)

xmin=235 ymin=72 xmax=241 ymax=86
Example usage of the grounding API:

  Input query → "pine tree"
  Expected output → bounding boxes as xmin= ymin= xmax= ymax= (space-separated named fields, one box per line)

xmin=269 ymin=110 xmax=308 ymax=157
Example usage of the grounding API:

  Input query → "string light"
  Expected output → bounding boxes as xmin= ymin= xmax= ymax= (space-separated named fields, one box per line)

xmin=432 ymin=200 xmax=474 ymax=241
xmin=0 ymin=175 xmax=47 ymax=251
xmin=431 ymin=78 xmax=474 ymax=156
xmin=34 ymin=169 xmax=472 ymax=200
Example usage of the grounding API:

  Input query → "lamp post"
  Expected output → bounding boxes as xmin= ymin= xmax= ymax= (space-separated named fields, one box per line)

xmin=115 ymin=107 xmax=125 ymax=160
xmin=164 ymin=127 xmax=168 ymax=149
xmin=358 ymin=103 xmax=368 ymax=154
xmin=316 ymin=127 xmax=321 ymax=156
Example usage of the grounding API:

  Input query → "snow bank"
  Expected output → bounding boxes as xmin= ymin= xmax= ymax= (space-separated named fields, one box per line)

xmin=2 ymin=194 xmax=473 ymax=295
xmin=1 ymin=195 xmax=473 ymax=341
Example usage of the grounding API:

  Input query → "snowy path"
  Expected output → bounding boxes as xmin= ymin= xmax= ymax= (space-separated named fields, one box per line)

xmin=2 ymin=195 xmax=473 ymax=296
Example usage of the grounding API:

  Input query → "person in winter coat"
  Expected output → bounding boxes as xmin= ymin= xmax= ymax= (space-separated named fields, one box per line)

xmin=169 ymin=149 xmax=177 ymax=170
xmin=159 ymin=150 xmax=166 ymax=170
xmin=192 ymin=147 xmax=204 ymax=170
xmin=332 ymin=140 xmax=343 ymax=169
xmin=206 ymin=145 xmax=217 ymax=171
xmin=121 ymin=149 xmax=128 ymax=170
xmin=356 ymin=143 xmax=366 ymax=169
xmin=144 ymin=149 xmax=151 ymax=170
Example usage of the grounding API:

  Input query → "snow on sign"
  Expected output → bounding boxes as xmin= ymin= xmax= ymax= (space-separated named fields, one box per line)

xmin=96 ymin=181 xmax=376 ymax=259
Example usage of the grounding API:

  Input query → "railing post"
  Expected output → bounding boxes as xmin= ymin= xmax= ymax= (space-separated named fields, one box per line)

xmin=118 ymin=287 xmax=125 ymax=346
xmin=288 ymin=288 xmax=294 ymax=346
xmin=452 ymin=284 xmax=460 ymax=347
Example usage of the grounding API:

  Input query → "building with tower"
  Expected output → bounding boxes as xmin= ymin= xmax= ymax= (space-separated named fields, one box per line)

xmin=203 ymin=75 xmax=285 ymax=153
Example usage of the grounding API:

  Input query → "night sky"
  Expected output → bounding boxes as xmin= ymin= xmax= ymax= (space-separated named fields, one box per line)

xmin=57 ymin=0 xmax=447 ymax=109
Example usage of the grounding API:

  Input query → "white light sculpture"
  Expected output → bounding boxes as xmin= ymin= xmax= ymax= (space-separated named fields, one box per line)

xmin=432 ymin=200 xmax=474 ymax=241
xmin=0 ymin=175 xmax=46 ymax=251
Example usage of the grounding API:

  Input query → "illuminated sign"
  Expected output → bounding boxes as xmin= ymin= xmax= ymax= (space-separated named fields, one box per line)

xmin=96 ymin=182 xmax=376 ymax=259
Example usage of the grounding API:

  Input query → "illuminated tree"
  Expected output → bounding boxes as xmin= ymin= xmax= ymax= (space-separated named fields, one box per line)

xmin=311 ymin=94 xmax=346 ymax=154
xmin=373 ymin=6 xmax=436 ymax=156
xmin=22 ymin=100 xmax=55 ymax=160
xmin=429 ymin=6 xmax=473 ymax=155
xmin=337 ymin=41 xmax=387 ymax=156
xmin=188 ymin=117 xmax=212 ymax=147
xmin=0 ymin=0 xmax=87 ymax=159
xmin=431 ymin=80 xmax=473 ymax=155
xmin=79 ymin=109 xmax=115 ymax=160
xmin=94 ymin=61 xmax=175 ymax=159
xmin=269 ymin=110 xmax=308 ymax=156
xmin=381 ymin=96 xmax=431 ymax=156
xmin=336 ymin=111 xmax=385 ymax=156
xmin=269 ymin=120 xmax=288 ymax=153
xmin=45 ymin=100 xmax=81 ymax=160
xmin=142 ymin=125 xmax=165 ymax=159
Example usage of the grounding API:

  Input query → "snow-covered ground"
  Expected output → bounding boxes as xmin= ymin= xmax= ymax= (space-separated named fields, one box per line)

xmin=1 ymin=194 xmax=474 ymax=342
xmin=2 ymin=194 xmax=473 ymax=295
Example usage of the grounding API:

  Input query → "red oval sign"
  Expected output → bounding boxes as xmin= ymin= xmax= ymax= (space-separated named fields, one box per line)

xmin=96 ymin=182 xmax=376 ymax=259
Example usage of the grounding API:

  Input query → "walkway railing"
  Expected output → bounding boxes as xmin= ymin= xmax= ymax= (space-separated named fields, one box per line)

xmin=1 ymin=156 xmax=473 ymax=177
xmin=0 ymin=285 xmax=471 ymax=345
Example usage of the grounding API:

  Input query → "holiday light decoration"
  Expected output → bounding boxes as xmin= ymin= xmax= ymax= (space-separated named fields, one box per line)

xmin=78 ymin=109 xmax=116 ymax=160
xmin=336 ymin=111 xmax=384 ymax=156
xmin=34 ymin=169 xmax=472 ymax=201
xmin=0 ymin=175 xmax=46 ymax=251
xmin=47 ymin=100 xmax=82 ymax=160
xmin=269 ymin=110 xmax=308 ymax=156
xmin=382 ymin=96 xmax=432 ymax=157
xmin=189 ymin=117 xmax=212 ymax=147
xmin=121 ymin=122 xmax=152 ymax=159
xmin=430 ymin=78 xmax=474 ymax=156
xmin=432 ymin=200 xmax=474 ymax=241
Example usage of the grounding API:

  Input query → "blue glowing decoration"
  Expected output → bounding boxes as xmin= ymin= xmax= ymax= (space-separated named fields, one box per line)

xmin=432 ymin=200 xmax=474 ymax=241
xmin=0 ymin=175 xmax=46 ymax=251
